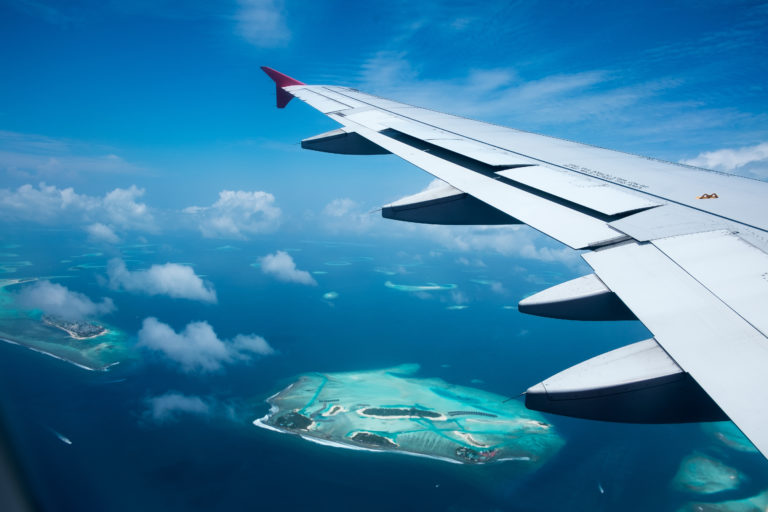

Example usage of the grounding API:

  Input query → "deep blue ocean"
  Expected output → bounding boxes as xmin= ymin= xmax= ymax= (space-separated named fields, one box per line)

xmin=1 ymin=228 xmax=766 ymax=511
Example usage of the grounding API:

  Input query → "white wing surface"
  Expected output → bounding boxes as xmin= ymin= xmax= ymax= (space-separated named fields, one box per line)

xmin=262 ymin=67 xmax=768 ymax=459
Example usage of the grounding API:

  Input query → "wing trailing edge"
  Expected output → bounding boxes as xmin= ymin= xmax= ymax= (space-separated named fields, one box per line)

xmin=261 ymin=70 xmax=768 ymax=459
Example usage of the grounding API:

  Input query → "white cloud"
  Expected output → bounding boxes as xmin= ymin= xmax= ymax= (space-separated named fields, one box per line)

xmin=322 ymin=198 xmax=358 ymax=217
xmin=138 ymin=317 xmax=274 ymax=373
xmin=143 ymin=392 xmax=211 ymax=424
xmin=357 ymin=52 xmax=636 ymax=126
xmin=456 ymin=256 xmax=486 ymax=267
xmin=351 ymin=50 xmax=761 ymax=156
xmin=0 ymin=130 xmax=143 ymax=180
xmin=0 ymin=182 xmax=98 ymax=223
xmin=16 ymin=281 xmax=115 ymax=321
xmin=184 ymin=190 xmax=281 ymax=239
xmin=86 ymin=223 xmax=120 ymax=244
xmin=230 ymin=333 xmax=275 ymax=358
xmin=450 ymin=290 xmax=469 ymax=305
xmin=107 ymin=258 xmax=217 ymax=303
xmin=259 ymin=251 xmax=316 ymax=285
xmin=319 ymin=197 xmax=377 ymax=233
xmin=234 ymin=0 xmax=290 ymax=48
xmin=2 ymin=184 xmax=289 ymax=241
xmin=359 ymin=51 xmax=420 ymax=91
xmin=141 ymin=392 xmax=242 ymax=425
xmin=489 ymin=281 xmax=506 ymax=294
xmin=101 ymin=185 xmax=154 ymax=231
xmin=680 ymin=142 xmax=768 ymax=177
xmin=419 ymin=224 xmax=581 ymax=265
xmin=0 ymin=182 xmax=155 ymax=233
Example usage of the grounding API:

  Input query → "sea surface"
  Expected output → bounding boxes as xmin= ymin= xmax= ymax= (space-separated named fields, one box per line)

xmin=0 ymin=228 xmax=766 ymax=511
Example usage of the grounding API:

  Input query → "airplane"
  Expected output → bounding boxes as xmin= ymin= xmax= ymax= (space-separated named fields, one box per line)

xmin=261 ymin=66 xmax=768 ymax=460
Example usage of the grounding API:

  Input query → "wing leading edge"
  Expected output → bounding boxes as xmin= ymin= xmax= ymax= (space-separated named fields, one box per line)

xmin=262 ymin=67 xmax=768 ymax=459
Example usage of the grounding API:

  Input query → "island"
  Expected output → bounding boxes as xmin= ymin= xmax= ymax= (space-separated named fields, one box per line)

xmin=384 ymin=281 xmax=457 ymax=292
xmin=43 ymin=315 xmax=108 ymax=339
xmin=702 ymin=421 xmax=759 ymax=454
xmin=672 ymin=452 xmax=743 ymax=494
xmin=678 ymin=490 xmax=768 ymax=512
xmin=254 ymin=364 xmax=564 ymax=467
xmin=359 ymin=407 xmax=443 ymax=419
xmin=0 ymin=278 xmax=131 ymax=371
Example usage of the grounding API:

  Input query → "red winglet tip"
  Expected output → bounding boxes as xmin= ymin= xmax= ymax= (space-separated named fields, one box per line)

xmin=260 ymin=66 xmax=305 ymax=87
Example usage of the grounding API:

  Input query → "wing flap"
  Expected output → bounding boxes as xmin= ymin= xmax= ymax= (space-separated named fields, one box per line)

xmin=305 ymin=87 xmax=537 ymax=167
xmin=653 ymin=230 xmax=768 ymax=338
xmin=313 ymin=86 xmax=371 ymax=109
xmin=609 ymin=204 xmax=732 ymax=241
xmin=336 ymin=117 xmax=626 ymax=249
xmin=287 ymin=88 xmax=351 ymax=113
xmin=265 ymin=68 xmax=768 ymax=461
xmin=497 ymin=166 xmax=661 ymax=216
xmin=385 ymin=119 xmax=532 ymax=167
xmin=584 ymin=242 xmax=768 ymax=458
xmin=308 ymin=85 xmax=768 ymax=232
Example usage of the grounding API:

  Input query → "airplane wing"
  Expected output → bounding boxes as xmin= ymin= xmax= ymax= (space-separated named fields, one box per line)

xmin=261 ymin=66 xmax=768 ymax=459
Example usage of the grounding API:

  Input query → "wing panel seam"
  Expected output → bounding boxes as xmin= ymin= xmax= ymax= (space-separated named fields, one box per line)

xmin=316 ymin=87 xmax=764 ymax=234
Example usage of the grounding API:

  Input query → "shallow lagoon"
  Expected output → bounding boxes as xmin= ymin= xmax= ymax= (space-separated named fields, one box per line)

xmin=256 ymin=364 xmax=564 ymax=468
xmin=678 ymin=490 xmax=768 ymax=512
xmin=1 ymin=231 xmax=767 ymax=510
xmin=672 ymin=452 xmax=743 ymax=494
xmin=384 ymin=280 xmax=457 ymax=292
xmin=0 ymin=278 xmax=133 ymax=371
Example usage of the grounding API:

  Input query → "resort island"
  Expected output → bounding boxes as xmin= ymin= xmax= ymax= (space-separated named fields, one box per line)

xmin=0 ymin=279 xmax=131 ymax=371
xmin=43 ymin=315 xmax=108 ymax=339
xmin=255 ymin=364 xmax=564 ymax=468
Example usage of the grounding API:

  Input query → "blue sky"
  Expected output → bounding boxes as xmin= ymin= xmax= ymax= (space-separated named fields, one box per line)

xmin=1 ymin=0 xmax=767 ymax=257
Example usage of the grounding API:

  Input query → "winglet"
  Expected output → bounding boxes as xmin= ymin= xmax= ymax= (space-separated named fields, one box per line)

xmin=261 ymin=66 xmax=305 ymax=108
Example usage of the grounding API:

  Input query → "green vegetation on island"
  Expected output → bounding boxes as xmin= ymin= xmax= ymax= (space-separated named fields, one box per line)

xmin=43 ymin=315 xmax=108 ymax=339
xmin=360 ymin=407 xmax=442 ymax=419
xmin=255 ymin=364 xmax=564 ymax=467
xmin=0 ymin=279 xmax=132 ymax=371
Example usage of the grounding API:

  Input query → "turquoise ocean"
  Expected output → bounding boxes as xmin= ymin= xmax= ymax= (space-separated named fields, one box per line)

xmin=0 ymin=227 xmax=766 ymax=511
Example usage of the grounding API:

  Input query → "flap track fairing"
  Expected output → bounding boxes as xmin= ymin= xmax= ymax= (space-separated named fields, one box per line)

xmin=518 ymin=273 xmax=636 ymax=321
xmin=382 ymin=182 xmax=520 ymax=226
xmin=525 ymin=339 xmax=726 ymax=423
xmin=301 ymin=128 xmax=390 ymax=155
